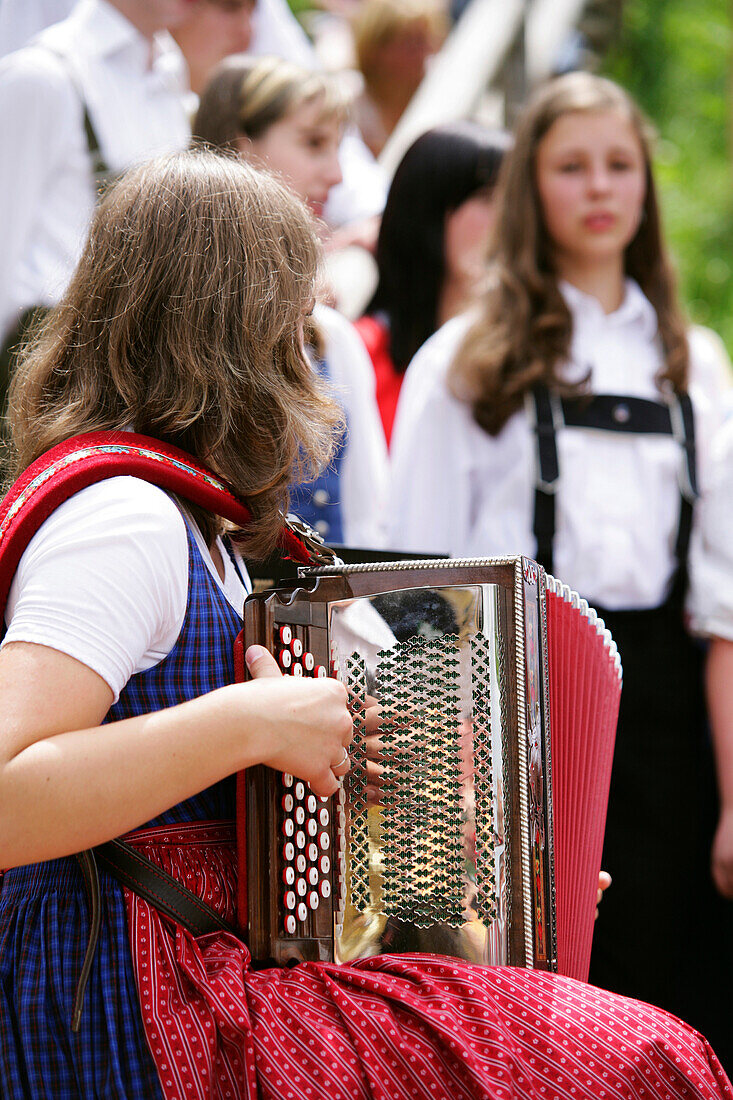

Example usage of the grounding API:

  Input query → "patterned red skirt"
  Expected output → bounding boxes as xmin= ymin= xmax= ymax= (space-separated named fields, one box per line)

xmin=123 ymin=823 xmax=732 ymax=1100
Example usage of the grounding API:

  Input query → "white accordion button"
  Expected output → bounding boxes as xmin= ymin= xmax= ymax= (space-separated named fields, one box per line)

xmin=281 ymin=793 xmax=294 ymax=813
xmin=282 ymin=818 xmax=294 ymax=838
xmin=294 ymin=781 xmax=306 ymax=800
xmin=296 ymin=877 xmax=307 ymax=897
xmin=279 ymin=649 xmax=292 ymax=670
xmin=292 ymin=638 xmax=303 ymax=658
xmin=284 ymin=891 xmax=296 ymax=910
xmin=282 ymin=866 xmax=295 ymax=886
xmin=319 ymin=855 xmax=330 ymax=875
xmin=307 ymin=843 xmax=319 ymax=862
xmin=297 ymin=901 xmax=308 ymax=922
xmin=292 ymin=664 xmax=303 ymax=677
xmin=295 ymin=830 xmax=306 ymax=849
xmin=318 ymin=808 xmax=329 ymax=827
xmin=306 ymin=794 xmax=317 ymax=813
xmin=307 ymin=818 xmax=318 ymax=837
xmin=284 ymin=914 xmax=296 ymax=935
xmin=296 ymin=853 xmax=307 ymax=873
xmin=308 ymin=891 xmax=319 ymax=910
xmin=283 ymin=841 xmax=294 ymax=862
xmin=315 ymin=666 xmax=327 ymax=678
xmin=318 ymin=831 xmax=330 ymax=851
xmin=308 ymin=866 xmax=319 ymax=886
xmin=320 ymin=880 xmax=331 ymax=898
xmin=278 ymin=626 xmax=292 ymax=646
xmin=294 ymin=806 xmax=305 ymax=825
xmin=304 ymin=652 xmax=315 ymax=672
xmin=282 ymin=773 xmax=293 ymax=788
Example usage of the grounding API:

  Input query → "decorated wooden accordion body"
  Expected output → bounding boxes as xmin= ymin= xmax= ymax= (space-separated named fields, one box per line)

xmin=236 ymin=557 xmax=622 ymax=983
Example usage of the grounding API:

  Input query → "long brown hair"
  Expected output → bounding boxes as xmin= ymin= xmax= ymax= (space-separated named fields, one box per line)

xmin=450 ymin=72 xmax=689 ymax=435
xmin=7 ymin=150 xmax=343 ymax=557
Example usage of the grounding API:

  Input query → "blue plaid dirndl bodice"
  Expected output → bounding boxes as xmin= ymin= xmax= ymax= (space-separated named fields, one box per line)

xmin=0 ymin=519 xmax=243 ymax=1100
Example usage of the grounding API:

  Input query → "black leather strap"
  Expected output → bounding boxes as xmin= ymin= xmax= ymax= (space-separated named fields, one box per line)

xmin=72 ymin=839 xmax=237 ymax=1031
xmin=560 ymin=394 xmax=673 ymax=435
xmin=530 ymin=384 xmax=699 ymax=581
xmin=95 ymin=838 xmax=236 ymax=936
xmin=531 ymin=387 xmax=559 ymax=575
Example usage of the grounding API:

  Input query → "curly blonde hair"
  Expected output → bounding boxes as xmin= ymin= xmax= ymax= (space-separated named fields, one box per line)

xmin=450 ymin=72 xmax=689 ymax=436
xmin=8 ymin=149 xmax=343 ymax=558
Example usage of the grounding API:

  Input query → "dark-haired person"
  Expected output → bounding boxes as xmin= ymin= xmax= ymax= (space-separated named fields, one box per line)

xmin=355 ymin=121 xmax=512 ymax=445
xmin=0 ymin=148 xmax=730 ymax=1100
xmin=389 ymin=72 xmax=733 ymax=1068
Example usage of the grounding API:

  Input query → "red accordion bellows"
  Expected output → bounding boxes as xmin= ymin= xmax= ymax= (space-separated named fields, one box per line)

xmin=545 ymin=582 xmax=621 ymax=982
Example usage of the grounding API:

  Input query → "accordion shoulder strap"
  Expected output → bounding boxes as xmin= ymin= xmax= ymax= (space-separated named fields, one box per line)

xmin=0 ymin=430 xmax=315 ymax=624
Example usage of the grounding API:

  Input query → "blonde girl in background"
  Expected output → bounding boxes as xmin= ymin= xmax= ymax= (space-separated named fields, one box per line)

xmin=389 ymin=71 xmax=733 ymax=1069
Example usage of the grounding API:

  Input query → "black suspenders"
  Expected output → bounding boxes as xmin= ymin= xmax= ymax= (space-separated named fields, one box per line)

xmin=43 ymin=48 xmax=116 ymax=195
xmin=529 ymin=386 xmax=699 ymax=579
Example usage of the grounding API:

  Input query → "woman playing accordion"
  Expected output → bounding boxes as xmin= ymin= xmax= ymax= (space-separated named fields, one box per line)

xmin=0 ymin=151 xmax=729 ymax=1100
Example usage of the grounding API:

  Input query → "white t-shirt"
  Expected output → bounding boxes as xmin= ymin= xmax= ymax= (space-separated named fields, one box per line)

xmin=0 ymin=0 xmax=190 ymax=340
xmin=2 ymin=477 xmax=250 ymax=702
xmin=388 ymin=279 xmax=729 ymax=610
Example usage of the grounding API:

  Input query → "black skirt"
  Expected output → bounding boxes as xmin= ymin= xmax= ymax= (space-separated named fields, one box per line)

xmin=589 ymin=591 xmax=733 ymax=1073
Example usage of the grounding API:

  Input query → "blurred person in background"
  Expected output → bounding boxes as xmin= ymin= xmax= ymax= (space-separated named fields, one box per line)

xmin=388 ymin=71 xmax=733 ymax=1070
xmin=0 ymin=0 xmax=194 ymax=420
xmin=172 ymin=0 xmax=254 ymax=95
xmin=194 ymin=53 xmax=387 ymax=546
xmin=351 ymin=0 xmax=447 ymax=158
xmin=355 ymin=121 xmax=511 ymax=446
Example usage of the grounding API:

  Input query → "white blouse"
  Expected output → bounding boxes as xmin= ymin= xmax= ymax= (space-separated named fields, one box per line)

xmin=388 ymin=280 xmax=729 ymax=610
xmin=688 ymin=418 xmax=733 ymax=640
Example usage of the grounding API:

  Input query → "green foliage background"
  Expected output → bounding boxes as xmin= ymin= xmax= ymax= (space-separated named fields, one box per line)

xmin=602 ymin=0 xmax=733 ymax=357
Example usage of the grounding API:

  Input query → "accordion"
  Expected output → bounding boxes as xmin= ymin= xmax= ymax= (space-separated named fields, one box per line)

xmin=236 ymin=556 xmax=621 ymax=983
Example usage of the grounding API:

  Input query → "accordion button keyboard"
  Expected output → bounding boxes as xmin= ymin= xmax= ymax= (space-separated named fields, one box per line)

xmin=274 ymin=627 xmax=339 ymax=942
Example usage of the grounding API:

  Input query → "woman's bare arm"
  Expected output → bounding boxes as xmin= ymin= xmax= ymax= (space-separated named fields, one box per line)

xmin=705 ymin=636 xmax=733 ymax=898
xmin=0 ymin=642 xmax=352 ymax=868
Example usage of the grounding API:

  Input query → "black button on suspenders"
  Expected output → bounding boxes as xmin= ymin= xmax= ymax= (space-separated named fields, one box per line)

xmin=529 ymin=385 xmax=699 ymax=580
